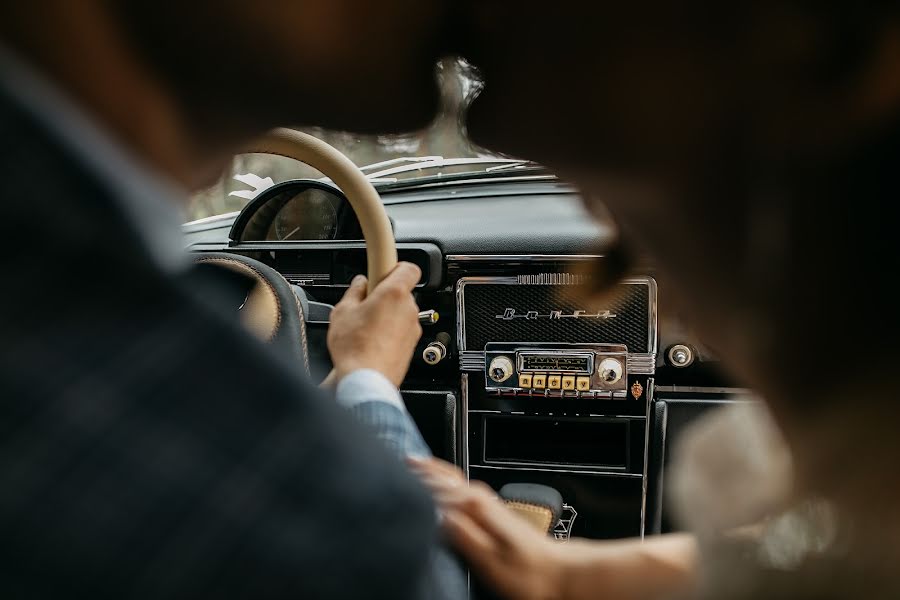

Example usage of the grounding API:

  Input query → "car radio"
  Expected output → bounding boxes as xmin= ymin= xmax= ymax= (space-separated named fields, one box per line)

xmin=484 ymin=342 xmax=628 ymax=397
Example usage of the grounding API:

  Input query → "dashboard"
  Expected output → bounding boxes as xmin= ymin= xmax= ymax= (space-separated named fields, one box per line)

xmin=185 ymin=178 xmax=739 ymax=540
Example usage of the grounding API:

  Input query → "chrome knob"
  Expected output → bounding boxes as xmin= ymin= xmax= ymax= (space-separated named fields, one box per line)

xmin=422 ymin=341 xmax=447 ymax=365
xmin=418 ymin=310 xmax=440 ymax=325
xmin=667 ymin=344 xmax=695 ymax=368
xmin=488 ymin=356 xmax=514 ymax=383
xmin=597 ymin=357 xmax=624 ymax=385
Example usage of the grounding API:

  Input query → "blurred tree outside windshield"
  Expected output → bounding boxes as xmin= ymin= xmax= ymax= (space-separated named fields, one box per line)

xmin=188 ymin=58 xmax=492 ymax=221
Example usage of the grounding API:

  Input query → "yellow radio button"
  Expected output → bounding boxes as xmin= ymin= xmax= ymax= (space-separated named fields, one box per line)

xmin=575 ymin=376 xmax=591 ymax=391
xmin=532 ymin=374 xmax=547 ymax=389
xmin=518 ymin=374 xmax=533 ymax=388
xmin=547 ymin=375 xmax=562 ymax=389
xmin=562 ymin=376 xmax=576 ymax=390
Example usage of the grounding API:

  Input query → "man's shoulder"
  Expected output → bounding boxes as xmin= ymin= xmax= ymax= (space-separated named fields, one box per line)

xmin=0 ymin=91 xmax=439 ymax=598
xmin=0 ymin=240 xmax=438 ymax=598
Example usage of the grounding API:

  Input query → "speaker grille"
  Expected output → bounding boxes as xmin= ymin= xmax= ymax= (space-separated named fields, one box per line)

xmin=460 ymin=279 xmax=653 ymax=353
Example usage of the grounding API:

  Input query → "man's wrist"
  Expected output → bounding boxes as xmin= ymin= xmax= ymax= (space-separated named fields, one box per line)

xmin=335 ymin=368 xmax=406 ymax=411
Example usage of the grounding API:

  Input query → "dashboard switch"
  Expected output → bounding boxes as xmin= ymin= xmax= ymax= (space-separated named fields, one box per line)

xmin=423 ymin=332 xmax=451 ymax=366
xmin=547 ymin=375 xmax=562 ymax=389
xmin=518 ymin=374 xmax=533 ymax=388
xmin=532 ymin=374 xmax=547 ymax=389
xmin=576 ymin=377 xmax=591 ymax=391
xmin=666 ymin=344 xmax=695 ymax=368
xmin=562 ymin=376 xmax=576 ymax=390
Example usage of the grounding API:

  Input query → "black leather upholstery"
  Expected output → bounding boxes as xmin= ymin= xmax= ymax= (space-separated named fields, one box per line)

xmin=194 ymin=252 xmax=310 ymax=376
xmin=403 ymin=391 xmax=458 ymax=463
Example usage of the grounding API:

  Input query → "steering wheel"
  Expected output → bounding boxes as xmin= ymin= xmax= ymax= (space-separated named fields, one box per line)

xmin=244 ymin=128 xmax=397 ymax=291
xmin=196 ymin=129 xmax=396 ymax=380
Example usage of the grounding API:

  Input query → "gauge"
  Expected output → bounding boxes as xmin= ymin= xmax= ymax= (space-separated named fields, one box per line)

xmin=268 ymin=188 xmax=339 ymax=241
xmin=230 ymin=180 xmax=361 ymax=243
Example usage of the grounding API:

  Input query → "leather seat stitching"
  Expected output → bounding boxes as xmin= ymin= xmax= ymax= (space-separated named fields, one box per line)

xmin=293 ymin=290 xmax=311 ymax=377
xmin=504 ymin=500 xmax=555 ymax=533
xmin=195 ymin=256 xmax=282 ymax=342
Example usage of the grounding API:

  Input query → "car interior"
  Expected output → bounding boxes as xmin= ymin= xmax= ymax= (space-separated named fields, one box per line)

xmin=184 ymin=128 xmax=745 ymax=543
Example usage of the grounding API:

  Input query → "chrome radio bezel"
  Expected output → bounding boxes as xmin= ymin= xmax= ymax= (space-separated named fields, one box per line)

xmin=484 ymin=342 xmax=629 ymax=397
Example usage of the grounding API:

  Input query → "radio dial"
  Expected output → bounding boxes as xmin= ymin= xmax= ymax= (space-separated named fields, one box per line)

xmin=488 ymin=356 xmax=514 ymax=383
xmin=422 ymin=341 xmax=447 ymax=365
xmin=597 ymin=357 xmax=624 ymax=385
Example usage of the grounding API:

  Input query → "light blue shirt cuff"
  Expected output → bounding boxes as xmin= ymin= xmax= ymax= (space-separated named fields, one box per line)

xmin=335 ymin=369 xmax=406 ymax=412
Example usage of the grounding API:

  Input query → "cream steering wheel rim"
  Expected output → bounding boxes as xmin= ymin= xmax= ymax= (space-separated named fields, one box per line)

xmin=242 ymin=128 xmax=397 ymax=293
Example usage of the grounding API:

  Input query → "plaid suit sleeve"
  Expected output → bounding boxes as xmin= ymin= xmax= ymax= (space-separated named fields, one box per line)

xmin=336 ymin=369 xmax=432 ymax=459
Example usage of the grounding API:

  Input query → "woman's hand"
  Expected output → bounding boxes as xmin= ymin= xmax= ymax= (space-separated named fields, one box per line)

xmin=408 ymin=457 xmax=571 ymax=600
xmin=409 ymin=458 xmax=700 ymax=600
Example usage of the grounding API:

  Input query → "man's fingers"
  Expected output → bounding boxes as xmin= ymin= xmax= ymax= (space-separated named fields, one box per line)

xmin=438 ymin=484 xmax=534 ymax=549
xmin=371 ymin=262 xmax=421 ymax=297
xmin=409 ymin=458 xmax=537 ymax=549
xmin=417 ymin=471 xmax=465 ymax=496
xmin=407 ymin=457 xmax=466 ymax=483
xmin=338 ymin=274 xmax=368 ymax=306
xmin=442 ymin=509 xmax=499 ymax=566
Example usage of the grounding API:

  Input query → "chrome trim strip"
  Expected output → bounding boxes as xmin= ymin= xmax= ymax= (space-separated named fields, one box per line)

xmin=482 ymin=458 xmax=630 ymax=473
xmin=456 ymin=275 xmax=517 ymax=351
xmin=627 ymin=354 xmax=657 ymax=375
xmin=639 ymin=377 xmax=655 ymax=539
xmin=646 ymin=277 xmax=659 ymax=358
xmin=469 ymin=464 xmax=643 ymax=479
xmin=447 ymin=254 xmax=605 ymax=262
xmin=468 ymin=410 xmax=645 ymax=420
xmin=516 ymin=273 xmax=589 ymax=285
xmin=461 ymin=352 xmax=656 ymax=375
xmin=461 ymin=373 xmax=470 ymax=478
xmin=654 ymin=385 xmax=751 ymax=395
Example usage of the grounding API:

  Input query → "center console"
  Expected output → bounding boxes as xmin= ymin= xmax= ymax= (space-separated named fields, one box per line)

xmin=455 ymin=268 xmax=658 ymax=540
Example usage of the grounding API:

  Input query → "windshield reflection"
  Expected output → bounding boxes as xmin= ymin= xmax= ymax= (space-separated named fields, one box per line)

xmin=190 ymin=58 xmax=504 ymax=221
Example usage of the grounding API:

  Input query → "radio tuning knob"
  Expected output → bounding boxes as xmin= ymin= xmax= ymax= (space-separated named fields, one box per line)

xmin=422 ymin=341 xmax=447 ymax=365
xmin=488 ymin=356 xmax=514 ymax=383
xmin=597 ymin=357 xmax=624 ymax=384
xmin=422 ymin=332 xmax=452 ymax=366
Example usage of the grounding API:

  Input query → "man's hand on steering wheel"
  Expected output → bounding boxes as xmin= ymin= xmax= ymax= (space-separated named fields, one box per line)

xmin=327 ymin=262 xmax=423 ymax=388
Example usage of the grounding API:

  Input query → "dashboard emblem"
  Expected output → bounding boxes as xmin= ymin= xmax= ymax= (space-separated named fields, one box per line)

xmin=630 ymin=380 xmax=644 ymax=400
xmin=496 ymin=308 xmax=617 ymax=321
xmin=552 ymin=504 xmax=578 ymax=542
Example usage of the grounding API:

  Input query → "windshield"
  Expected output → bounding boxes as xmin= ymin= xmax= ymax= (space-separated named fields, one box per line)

xmin=188 ymin=58 xmax=514 ymax=221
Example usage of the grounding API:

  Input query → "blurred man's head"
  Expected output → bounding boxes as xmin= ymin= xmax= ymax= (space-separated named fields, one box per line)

xmin=106 ymin=0 xmax=449 ymax=134
xmin=463 ymin=1 xmax=900 ymax=175
xmin=461 ymin=1 xmax=900 ymax=426
xmin=0 ymin=0 xmax=451 ymax=185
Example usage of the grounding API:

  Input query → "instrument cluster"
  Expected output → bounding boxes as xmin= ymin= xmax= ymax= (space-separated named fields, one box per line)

xmin=229 ymin=180 xmax=363 ymax=243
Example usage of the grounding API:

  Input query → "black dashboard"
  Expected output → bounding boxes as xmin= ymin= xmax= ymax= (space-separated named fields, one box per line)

xmin=185 ymin=178 xmax=739 ymax=540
